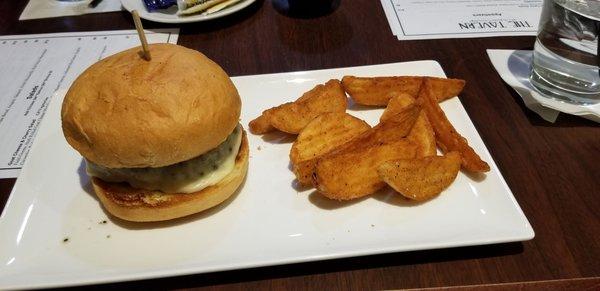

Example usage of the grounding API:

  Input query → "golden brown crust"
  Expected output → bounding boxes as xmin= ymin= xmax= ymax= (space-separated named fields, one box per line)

xmin=341 ymin=76 xmax=465 ymax=106
xmin=62 ymin=44 xmax=241 ymax=168
xmin=92 ymin=130 xmax=249 ymax=222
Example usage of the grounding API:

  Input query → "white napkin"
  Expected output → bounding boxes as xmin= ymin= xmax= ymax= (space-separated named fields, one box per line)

xmin=19 ymin=0 xmax=123 ymax=20
xmin=487 ymin=49 xmax=600 ymax=123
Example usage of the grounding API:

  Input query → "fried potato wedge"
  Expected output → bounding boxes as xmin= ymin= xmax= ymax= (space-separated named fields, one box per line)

xmin=271 ymin=79 xmax=348 ymax=134
xmin=342 ymin=75 xmax=465 ymax=106
xmin=342 ymin=76 xmax=421 ymax=106
xmin=312 ymin=106 xmax=420 ymax=200
xmin=378 ymin=151 xmax=461 ymax=201
xmin=381 ymin=94 xmax=436 ymax=157
xmin=314 ymin=140 xmax=418 ymax=200
xmin=248 ymin=108 xmax=276 ymax=134
xmin=248 ymin=79 xmax=347 ymax=135
xmin=379 ymin=93 xmax=416 ymax=122
xmin=408 ymin=112 xmax=437 ymax=157
xmin=290 ymin=112 xmax=371 ymax=186
xmin=428 ymin=78 xmax=466 ymax=103
xmin=360 ymin=104 xmax=420 ymax=148
xmin=417 ymin=78 xmax=490 ymax=172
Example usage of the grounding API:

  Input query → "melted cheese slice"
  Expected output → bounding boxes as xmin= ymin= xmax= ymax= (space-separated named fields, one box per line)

xmin=87 ymin=125 xmax=242 ymax=193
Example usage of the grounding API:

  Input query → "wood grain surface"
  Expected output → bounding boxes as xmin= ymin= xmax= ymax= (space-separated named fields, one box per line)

xmin=1 ymin=0 xmax=599 ymax=289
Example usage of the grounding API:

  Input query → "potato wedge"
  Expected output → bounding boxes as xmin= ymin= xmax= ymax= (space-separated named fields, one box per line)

xmin=360 ymin=104 xmax=421 ymax=148
xmin=343 ymin=76 xmax=422 ymax=106
xmin=381 ymin=95 xmax=436 ymax=158
xmin=314 ymin=140 xmax=418 ymax=200
xmin=270 ymin=79 xmax=347 ymax=134
xmin=417 ymin=78 xmax=490 ymax=172
xmin=290 ymin=112 xmax=371 ymax=185
xmin=248 ymin=79 xmax=347 ymax=135
xmin=428 ymin=77 xmax=466 ymax=103
xmin=378 ymin=152 xmax=461 ymax=201
xmin=313 ymin=105 xmax=420 ymax=200
xmin=248 ymin=108 xmax=276 ymax=134
xmin=379 ymin=93 xmax=416 ymax=122
xmin=342 ymin=75 xmax=465 ymax=106
xmin=408 ymin=112 xmax=437 ymax=157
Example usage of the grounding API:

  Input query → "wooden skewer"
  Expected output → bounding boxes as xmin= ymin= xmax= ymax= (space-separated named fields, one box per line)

xmin=131 ymin=10 xmax=151 ymax=61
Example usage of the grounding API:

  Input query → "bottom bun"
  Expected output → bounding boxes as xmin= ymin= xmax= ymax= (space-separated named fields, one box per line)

xmin=92 ymin=130 xmax=249 ymax=222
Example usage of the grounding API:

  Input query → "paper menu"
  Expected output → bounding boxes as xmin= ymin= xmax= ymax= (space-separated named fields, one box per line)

xmin=381 ymin=0 xmax=543 ymax=40
xmin=20 ymin=0 xmax=123 ymax=20
xmin=0 ymin=29 xmax=179 ymax=179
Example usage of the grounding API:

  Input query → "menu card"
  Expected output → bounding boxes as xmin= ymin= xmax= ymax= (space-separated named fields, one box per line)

xmin=20 ymin=0 xmax=123 ymax=20
xmin=381 ymin=0 xmax=542 ymax=40
xmin=0 ymin=29 xmax=179 ymax=178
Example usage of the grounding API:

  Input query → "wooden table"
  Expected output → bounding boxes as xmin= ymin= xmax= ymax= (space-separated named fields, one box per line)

xmin=1 ymin=1 xmax=599 ymax=289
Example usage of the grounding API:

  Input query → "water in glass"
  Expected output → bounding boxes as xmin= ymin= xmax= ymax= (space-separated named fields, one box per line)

xmin=531 ymin=0 xmax=600 ymax=104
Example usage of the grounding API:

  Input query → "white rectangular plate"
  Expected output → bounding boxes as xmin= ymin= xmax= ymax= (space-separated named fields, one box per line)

xmin=0 ymin=61 xmax=534 ymax=289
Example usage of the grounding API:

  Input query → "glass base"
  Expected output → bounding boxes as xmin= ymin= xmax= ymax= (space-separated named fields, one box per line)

xmin=530 ymin=67 xmax=600 ymax=105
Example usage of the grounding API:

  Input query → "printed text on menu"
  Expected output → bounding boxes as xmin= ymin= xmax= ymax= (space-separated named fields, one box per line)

xmin=382 ymin=0 xmax=543 ymax=40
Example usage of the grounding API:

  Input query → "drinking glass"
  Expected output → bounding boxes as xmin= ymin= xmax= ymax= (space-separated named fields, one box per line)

xmin=530 ymin=0 xmax=600 ymax=105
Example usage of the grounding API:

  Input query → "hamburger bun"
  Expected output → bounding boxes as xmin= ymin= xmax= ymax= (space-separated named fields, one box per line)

xmin=61 ymin=44 xmax=248 ymax=222
xmin=92 ymin=130 xmax=249 ymax=222
xmin=62 ymin=43 xmax=241 ymax=168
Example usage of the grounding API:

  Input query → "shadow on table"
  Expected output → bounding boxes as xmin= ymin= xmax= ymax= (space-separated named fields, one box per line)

xmin=77 ymin=241 xmax=524 ymax=290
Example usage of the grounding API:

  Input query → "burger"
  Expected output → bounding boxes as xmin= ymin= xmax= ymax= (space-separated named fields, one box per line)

xmin=61 ymin=43 xmax=249 ymax=222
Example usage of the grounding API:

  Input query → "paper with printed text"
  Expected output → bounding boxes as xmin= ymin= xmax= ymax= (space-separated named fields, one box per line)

xmin=381 ymin=0 xmax=542 ymax=40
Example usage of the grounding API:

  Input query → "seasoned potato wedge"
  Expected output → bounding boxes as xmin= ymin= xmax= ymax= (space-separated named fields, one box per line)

xmin=379 ymin=93 xmax=416 ymax=122
xmin=314 ymin=140 xmax=418 ymax=200
xmin=416 ymin=78 xmax=490 ymax=172
xmin=290 ymin=112 xmax=371 ymax=185
xmin=381 ymin=95 xmax=436 ymax=158
xmin=378 ymin=152 xmax=461 ymax=201
xmin=342 ymin=75 xmax=465 ymax=106
xmin=248 ymin=108 xmax=276 ymax=134
xmin=313 ymin=105 xmax=420 ymax=200
xmin=248 ymin=79 xmax=347 ymax=135
xmin=408 ymin=112 xmax=436 ymax=157
xmin=360 ymin=105 xmax=421 ymax=148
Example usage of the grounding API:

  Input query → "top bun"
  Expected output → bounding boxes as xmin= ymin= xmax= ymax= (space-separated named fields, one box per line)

xmin=61 ymin=43 xmax=241 ymax=168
